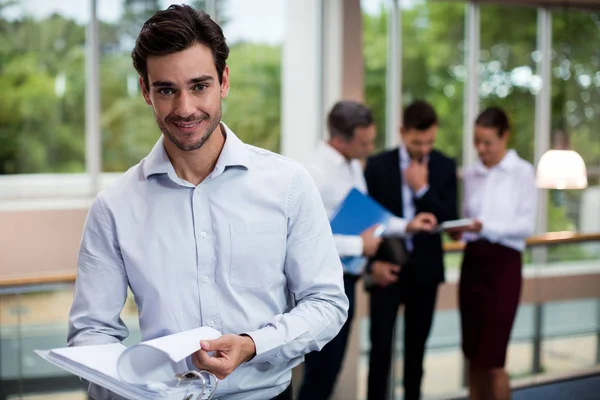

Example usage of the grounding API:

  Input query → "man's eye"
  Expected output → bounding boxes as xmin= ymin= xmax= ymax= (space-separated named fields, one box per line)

xmin=158 ymin=88 xmax=173 ymax=95
xmin=193 ymin=84 xmax=207 ymax=91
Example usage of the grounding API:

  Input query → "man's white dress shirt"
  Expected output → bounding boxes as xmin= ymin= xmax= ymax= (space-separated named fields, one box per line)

xmin=304 ymin=142 xmax=408 ymax=261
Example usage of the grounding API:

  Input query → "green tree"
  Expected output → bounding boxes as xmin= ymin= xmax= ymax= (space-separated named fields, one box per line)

xmin=0 ymin=11 xmax=86 ymax=173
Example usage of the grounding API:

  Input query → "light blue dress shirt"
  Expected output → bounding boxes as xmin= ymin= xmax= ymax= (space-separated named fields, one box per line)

xmin=68 ymin=124 xmax=349 ymax=400
xmin=399 ymin=146 xmax=429 ymax=252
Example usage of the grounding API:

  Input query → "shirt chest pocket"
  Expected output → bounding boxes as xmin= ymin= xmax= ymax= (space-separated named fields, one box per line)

xmin=229 ymin=222 xmax=286 ymax=289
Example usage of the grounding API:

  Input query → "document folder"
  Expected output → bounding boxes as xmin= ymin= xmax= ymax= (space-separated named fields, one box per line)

xmin=329 ymin=188 xmax=393 ymax=274
xmin=35 ymin=326 xmax=222 ymax=400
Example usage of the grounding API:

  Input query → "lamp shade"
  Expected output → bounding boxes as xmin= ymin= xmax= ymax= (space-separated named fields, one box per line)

xmin=536 ymin=150 xmax=588 ymax=189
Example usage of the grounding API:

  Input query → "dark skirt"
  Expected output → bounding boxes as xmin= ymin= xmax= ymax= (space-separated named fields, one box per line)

xmin=459 ymin=239 xmax=522 ymax=368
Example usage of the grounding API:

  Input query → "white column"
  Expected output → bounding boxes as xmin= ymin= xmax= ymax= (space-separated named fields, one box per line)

xmin=462 ymin=1 xmax=480 ymax=168
xmin=532 ymin=6 xmax=552 ymax=375
xmin=322 ymin=0 xmax=343 ymax=130
xmin=385 ymin=0 xmax=401 ymax=149
xmin=86 ymin=0 xmax=101 ymax=197
xmin=281 ymin=0 xmax=324 ymax=162
xmin=534 ymin=8 xmax=552 ymax=235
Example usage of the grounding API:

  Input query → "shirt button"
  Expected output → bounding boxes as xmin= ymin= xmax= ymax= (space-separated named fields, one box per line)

xmin=200 ymin=231 xmax=207 ymax=238
xmin=209 ymin=320 xmax=215 ymax=327
xmin=203 ymin=275 xmax=209 ymax=283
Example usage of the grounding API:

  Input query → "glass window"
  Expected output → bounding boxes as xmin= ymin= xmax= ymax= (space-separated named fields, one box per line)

xmin=220 ymin=0 xmax=284 ymax=152
xmin=479 ymin=4 xmax=538 ymax=164
xmin=99 ymin=0 xmax=161 ymax=172
xmin=0 ymin=1 xmax=88 ymax=174
xmin=362 ymin=0 xmax=387 ymax=150
xmin=546 ymin=10 xmax=600 ymax=263
xmin=549 ymin=9 xmax=600 ymax=233
xmin=402 ymin=1 xmax=465 ymax=161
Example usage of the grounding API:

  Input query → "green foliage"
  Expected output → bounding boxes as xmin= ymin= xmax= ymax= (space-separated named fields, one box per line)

xmin=223 ymin=42 xmax=281 ymax=152
xmin=1 ymin=1 xmax=599 ymax=246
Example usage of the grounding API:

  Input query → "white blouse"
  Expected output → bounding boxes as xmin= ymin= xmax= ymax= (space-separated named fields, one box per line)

xmin=462 ymin=149 xmax=538 ymax=252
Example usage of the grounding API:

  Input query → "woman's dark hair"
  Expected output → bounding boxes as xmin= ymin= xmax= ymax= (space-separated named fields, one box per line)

xmin=475 ymin=106 xmax=510 ymax=137
xmin=403 ymin=100 xmax=438 ymax=131
xmin=131 ymin=4 xmax=229 ymax=89
xmin=328 ymin=101 xmax=374 ymax=141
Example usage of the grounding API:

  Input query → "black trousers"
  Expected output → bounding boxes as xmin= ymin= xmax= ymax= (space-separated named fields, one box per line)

xmin=367 ymin=267 xmax=439 ymax=400
xmin=271 ymin=384 xmax=293 ymax=400
xmin=297 ymin=274 xmax=358 ymax=400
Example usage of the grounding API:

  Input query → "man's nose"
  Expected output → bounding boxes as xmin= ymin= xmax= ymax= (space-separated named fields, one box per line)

xmin=174 ymin=91 xmax=195 ymax=117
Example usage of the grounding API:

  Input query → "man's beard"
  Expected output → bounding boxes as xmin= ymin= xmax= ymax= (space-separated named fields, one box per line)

xmin=157 ymin=103 xmax=222 ymax=152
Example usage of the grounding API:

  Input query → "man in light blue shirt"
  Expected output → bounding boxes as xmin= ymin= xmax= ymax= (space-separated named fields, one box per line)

xmin=67 ymin=5 xmax=348 ymax=400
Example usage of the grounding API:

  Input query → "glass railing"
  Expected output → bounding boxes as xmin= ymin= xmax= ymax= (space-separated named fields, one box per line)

xmin=350 ymin=233 xmax=600 ymax=400
xmin=0 ymin=284 xmax=141 ymax=399
xmin=1 ymin=233 xmax=599 ymax=400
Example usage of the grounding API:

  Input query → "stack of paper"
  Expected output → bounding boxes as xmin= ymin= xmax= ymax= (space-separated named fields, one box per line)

xmin=35 ymin=326 xmax=222 ymax=400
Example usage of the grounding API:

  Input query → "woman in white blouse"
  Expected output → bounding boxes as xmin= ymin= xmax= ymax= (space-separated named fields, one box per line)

xmin=455 ymin=107 xmax=537 ymax=400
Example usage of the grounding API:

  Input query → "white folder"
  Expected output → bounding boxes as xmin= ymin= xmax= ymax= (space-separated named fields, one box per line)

xmin=35 ymin=326 xmax=222 ymax=400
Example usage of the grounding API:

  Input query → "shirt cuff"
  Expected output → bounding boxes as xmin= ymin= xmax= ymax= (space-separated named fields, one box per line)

xmin=413 ymin=184 xmax=430 ymax=199
xmin=383 ymin=216 xmax=408 ymax=237
xmin=241 ymin=326 xmax=281 ymax=365
xmin=333 ymin=234 xmax=364 ymax=257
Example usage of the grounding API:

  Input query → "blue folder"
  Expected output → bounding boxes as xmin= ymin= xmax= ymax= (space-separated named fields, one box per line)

xmin=330 ymin=188 xmax=393 ymax=275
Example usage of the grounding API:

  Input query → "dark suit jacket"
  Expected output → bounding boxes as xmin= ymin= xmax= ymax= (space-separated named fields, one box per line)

xmin=364 ymin=148 xmax=458 ymax=285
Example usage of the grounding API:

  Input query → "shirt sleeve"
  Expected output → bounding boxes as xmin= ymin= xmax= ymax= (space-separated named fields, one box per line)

xmin=67 ymin=195 xmax=129 ymax=347
xmin=243 ymin=166 xmax=349 ymax=365
xmin=333 ymin=234 xmax=363 ymax=257
xmin=480 ymin=165 xmax=538 ymax=241
xmin=382 ymin=216 xmax=408 ymax=237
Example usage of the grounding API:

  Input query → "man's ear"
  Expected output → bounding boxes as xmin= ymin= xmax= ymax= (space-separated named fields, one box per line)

xmin=140 ymin=76 xmax=152 ymax=106
xmin=220 ymin=65 xmax=230 ymax=98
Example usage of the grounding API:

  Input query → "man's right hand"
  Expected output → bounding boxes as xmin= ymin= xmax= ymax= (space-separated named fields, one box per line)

xmin=360 ymin=225 xmax=383 ymax=257
xmin=370 ymin=261 xmax=401 ymax=287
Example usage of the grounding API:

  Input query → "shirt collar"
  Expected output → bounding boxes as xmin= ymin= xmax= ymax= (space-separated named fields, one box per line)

xmin=399 ymin=145 xmax=429 ymax=167
xmin=318 ymin=141 xmax=348 ymax=167
xmin=474 ymin=149 xmax=518 ymax=175
xmin=143 ymin=122 xmax=252 ymax=180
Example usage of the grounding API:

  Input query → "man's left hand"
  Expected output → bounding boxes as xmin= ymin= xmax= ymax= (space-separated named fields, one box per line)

xmin=404 ymin=160 xmax=428 ymax=192
xmin=192 ymin=334 xmax=256 ymax=379
xmin=406 ymin=212 xmax=437 ymax=233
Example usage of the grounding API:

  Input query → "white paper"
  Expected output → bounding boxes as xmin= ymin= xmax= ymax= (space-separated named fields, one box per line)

xmin=117 ymin=326 xmax=221 ymax=384
xmin=435 ymin=218 xmax=475 ymax=232
xmin=35 ymin=326 xmax=223 ymax=400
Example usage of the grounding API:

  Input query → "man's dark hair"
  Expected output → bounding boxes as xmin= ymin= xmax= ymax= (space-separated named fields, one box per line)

xmin=476 ymin=106 xmax=510 ymax=137
xmin=131 ymin=4 xmax=230 ymax=89
xmin=327 ymin=101 xmax=374 ymax=141
xmin=403 ymin=100 xmax=438 ymax=131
